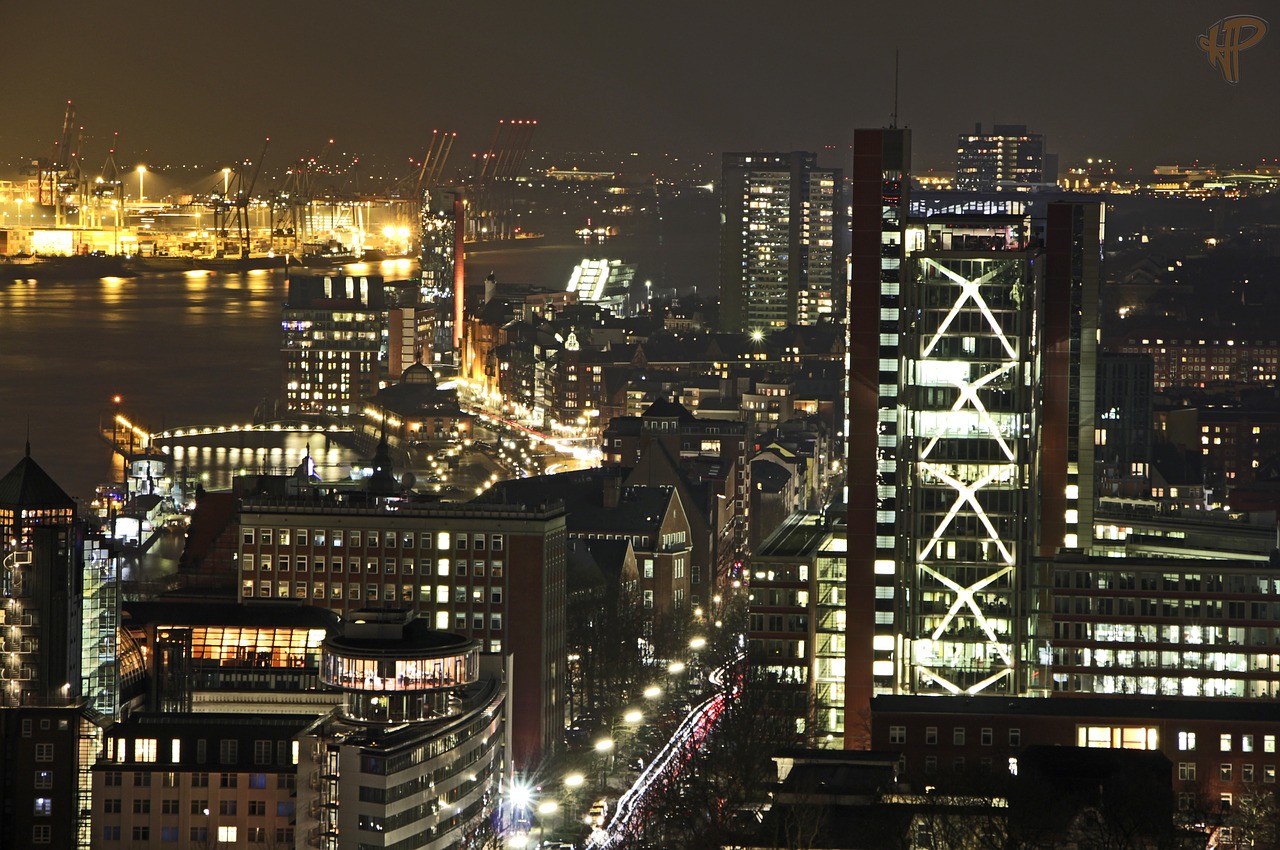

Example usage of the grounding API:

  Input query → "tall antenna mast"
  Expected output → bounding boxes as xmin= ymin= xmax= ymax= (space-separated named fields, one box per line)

xmin=891 ymin=49 xmax=900 ymax=128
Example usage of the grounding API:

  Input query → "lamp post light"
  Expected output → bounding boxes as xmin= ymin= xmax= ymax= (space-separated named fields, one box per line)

xmin=594 ymin=738 xmax=615 ymax=787
xmin=537 ymin=800 xmax=559 ymax=843
xmin=563 ymin=772 xmax=584 ymax=825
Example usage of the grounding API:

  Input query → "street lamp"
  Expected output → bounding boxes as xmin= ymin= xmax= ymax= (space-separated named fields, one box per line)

xmin=642 ymin=685 xmax=662 ymax=700
xmin=537 ymin=800 xmax=559 ymax=843
xmin=563 ymin=772 xmax=584 ymax=824
xmin=594 ymin=738 xmax=615 ymax=787
xmin=136 ymin=165 xmax=146 ymax=204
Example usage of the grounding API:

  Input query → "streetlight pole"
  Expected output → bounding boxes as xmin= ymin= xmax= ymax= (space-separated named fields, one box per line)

xmin=594 ymin=738 xmax=614 ymax=789
xmin=563 ymin=773 xmax=584 ymax=826
xmin=136 ymin=165 xmax=146 ymax=207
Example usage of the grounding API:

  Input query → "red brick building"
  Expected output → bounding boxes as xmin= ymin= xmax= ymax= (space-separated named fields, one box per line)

xmin=236 ymin=498 xmax=565 ymax=765
xmin=872 ymin=695 xmax=1280 ymax=814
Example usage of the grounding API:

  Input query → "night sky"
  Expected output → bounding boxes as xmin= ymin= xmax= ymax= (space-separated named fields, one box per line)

xmin=5 ymin=1 xmax=1280 ymax=173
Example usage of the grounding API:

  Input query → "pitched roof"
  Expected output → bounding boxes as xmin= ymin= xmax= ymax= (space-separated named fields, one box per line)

xmin=640 ymin=398 xmax=696 ymax=421
xmin=473 ymin=468 xmax=672 ymax=535
xmin=0 ymin=451 xmax=74 ymax=510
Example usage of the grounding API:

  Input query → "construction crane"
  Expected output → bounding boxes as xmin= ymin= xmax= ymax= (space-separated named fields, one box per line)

xmin=208 ymin=139 xmax=270 ymax=257
xmin=415 ymin=130 xmax=457 ymax=195
xmin=271 ymin=139 xmax=335 ymax=254
xmin=234 ymin=139 xmax=270 ymax=256
xmin=467 ymin=119 xmax=537 ymax=241
xmin=92 ymin=139 xmax=125 ymax=247
xmin=35 ymin=101 xmax=77 ymax=222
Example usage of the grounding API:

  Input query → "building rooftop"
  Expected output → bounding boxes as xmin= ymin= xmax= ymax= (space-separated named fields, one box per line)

xmin=123 ymin=600 xmax=340 ymax=631
xmin=326 ymin=610 xmax=477 ymax=657
xmin=756 ymin=512 xmax=831 ymax=559
xmin=474 ymin=468 xmax=672 ymax=535
xmin=872 ymin=694 xmax=1280 ymax=723
xmin=0 ymin=448 xmax=74 ymax=510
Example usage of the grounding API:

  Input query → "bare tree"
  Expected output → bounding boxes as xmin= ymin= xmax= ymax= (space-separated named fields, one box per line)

xmin=632 ymin=664 xmax=803 ymax=850
xmin=1231 ymin=789 xmax=1280 ymax=850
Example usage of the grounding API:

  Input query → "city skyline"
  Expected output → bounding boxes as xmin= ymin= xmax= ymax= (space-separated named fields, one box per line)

xmin=6 ymin=2 xmax=1280 ymax=173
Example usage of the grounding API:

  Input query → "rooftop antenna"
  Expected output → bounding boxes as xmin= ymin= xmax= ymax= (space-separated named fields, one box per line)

xmin=891 ymin=48 xmax=900 ymax=129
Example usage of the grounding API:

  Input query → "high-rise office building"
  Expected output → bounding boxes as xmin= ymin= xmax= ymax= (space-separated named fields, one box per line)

xmin=955 ymin=124 xmax=1055 ymax=192
xmin=0 ymin=449 xmax=123 ymax=849
xmin=847 ymin=129 xmax=1101 ymax=740
xmin=847 ymin=127 xmax=911 ymax=747
xmin=282 ymin=273 xmax=385 ymax=418
xmin=719 ymin=152 xmax=844 ymax=334
xmin=237 ymin=496 xmax=565 ymax=764
xmin=421 ymin=188 xmax=465 ymax=366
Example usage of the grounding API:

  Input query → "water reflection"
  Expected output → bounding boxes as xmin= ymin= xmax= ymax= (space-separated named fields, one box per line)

xmin=159 ymin=431 xmax=361 ymax=495
xmin=0 ymin=269 xmax=290 ymax=501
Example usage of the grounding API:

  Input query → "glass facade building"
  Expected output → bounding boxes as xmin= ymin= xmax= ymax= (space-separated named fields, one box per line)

xmin=896 ymin=215 xmax=1039 ymax=696
xmin=719 ymin=151 xmax=844 ymax=334
xmin=297 ymin=611 xmax=506 ymax=850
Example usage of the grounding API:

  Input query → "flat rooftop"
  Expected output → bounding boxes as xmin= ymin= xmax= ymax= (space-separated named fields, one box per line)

xmin=755 ymin=511 xmax=832 ymax=559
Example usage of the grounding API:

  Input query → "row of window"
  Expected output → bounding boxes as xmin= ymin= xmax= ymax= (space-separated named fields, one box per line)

xmin=243 ymin=529 xmax=505 ymax=551
xmin=1178 ymin=762 xmax=1278 ymax=783
xmin=19 ymin=717 xmax=69 ymax=736
xmin=888 ymin=726 xmax=1022 ymax=747
xmin=243 ymin=579 xmax=506 ymax=604
xmin=1055 ymin=597 xmax=1280 ymax=619
xmin=1061 ymin=570 xmax=1280 ymax=594
xmin=105 ymin=738 xmax=296 ymax=767
xmin=103 ymin=772 xmax=295 ymax=789
xmin=240 ymin=556 xmax=505 ymax=577
xmin=101 ymin=825 xmax=288 ymax=843
xmin=242 ymin=580 xmax=505 ymax=606
xmin=102 ymin=798 xmax=294 ymax=817
xmin=1176 ymin=732 xmax=1279 ymax=753
xmin=894 ymin=726 xmax=1280 ymax=756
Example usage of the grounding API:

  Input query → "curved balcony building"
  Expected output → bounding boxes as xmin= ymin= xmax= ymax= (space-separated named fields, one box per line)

xmin=298 ymin=610 xmax=507 ymax=850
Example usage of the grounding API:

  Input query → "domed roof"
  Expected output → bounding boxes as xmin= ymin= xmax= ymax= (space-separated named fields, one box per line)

xmin=401 ymin=362 xmax=437 ymax=387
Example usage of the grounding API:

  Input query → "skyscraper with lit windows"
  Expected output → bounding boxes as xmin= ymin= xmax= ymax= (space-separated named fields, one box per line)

xmin=719 ymin=152 xmax=844 ymax=334
xmin=281 ymin=273 xmax=385 ymax=418
xmin=847 ymin=128 xmax=1100 ymax=741
xmin=955 ymin=123 xmax=1055 ymax=191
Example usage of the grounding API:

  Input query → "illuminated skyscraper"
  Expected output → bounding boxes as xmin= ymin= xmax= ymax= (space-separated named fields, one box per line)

xmin=847 ymin=128 xmax=1100 ymax=739
xmin=420 ymin=188 xmax=465 ymax=366
xmin=281 ymin=273 xmax=384 ymax=418
xmin=719 ymin=152 xmax=844 ymax=334
xmin=955 ymin=124 xmax=1055 ymax=192
xmin=0 ymin=449 xmax=119 ymax=849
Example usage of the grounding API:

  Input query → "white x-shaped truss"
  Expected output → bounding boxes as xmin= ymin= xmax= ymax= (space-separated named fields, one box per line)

xmin=919 ymin=563 xmax=1015 ymax=665
xmin=919 ymin=258 xmax=1018 ymax=360
xmin=915 ymin=665 xmax=1012 ymax=695
xmin=919 ymin=362 xmax=1018 ymax=462
xmin=906 ymin=257 xmax=1027 ymax=696
xmin=917 ymin=463 xmax=1017 ymax=566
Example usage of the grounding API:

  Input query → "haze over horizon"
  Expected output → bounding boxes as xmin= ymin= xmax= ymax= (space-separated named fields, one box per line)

xmin=5 ymin=1 xmax=1280 ymax=174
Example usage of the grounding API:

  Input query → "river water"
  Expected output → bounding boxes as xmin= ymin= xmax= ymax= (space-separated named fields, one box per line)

xmin=0 ymin=226 xmax=718 ymax=506
xmin=0 ymin=268 xmax=289 ymax=504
